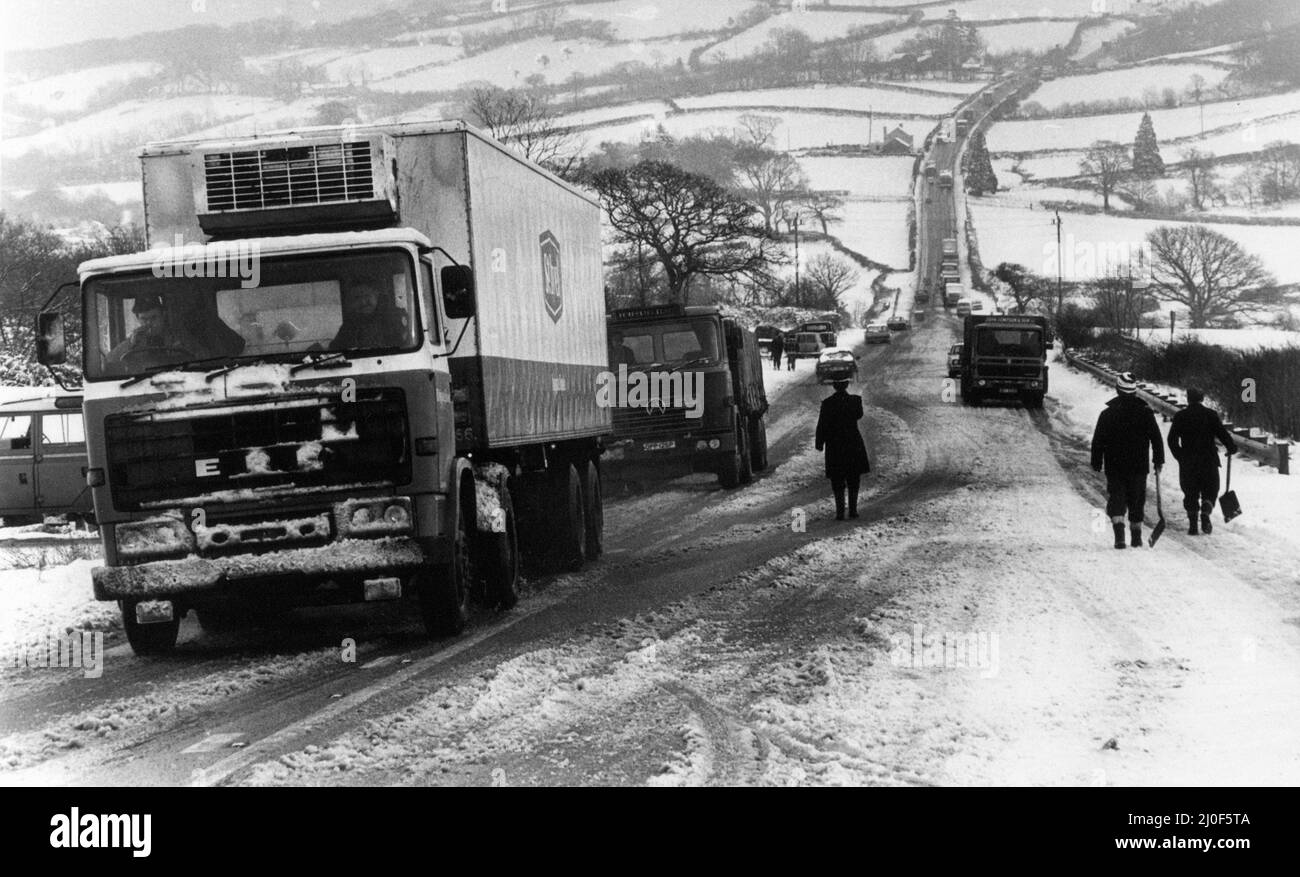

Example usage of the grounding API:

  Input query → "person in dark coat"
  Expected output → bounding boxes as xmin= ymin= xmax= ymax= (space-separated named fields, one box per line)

xmin=1167 ymin=387 xmax=1237 ymax=535
xmin=815 ymin=380 xmax=871 ymax=520
xmin=1090 ymin=371 xmax=1165 ymax=549
xmin=770 ymin=332 xmax=785 ymax=369
xmin=331 ymin=282 xmax=406 ymax=351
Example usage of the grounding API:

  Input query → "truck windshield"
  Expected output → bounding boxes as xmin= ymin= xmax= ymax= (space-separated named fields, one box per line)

xmin=84 ymin=250 xmax=419 ymax=380
xmin=609 ymin=318 xmax=720 ymax=367
xmin=976 ymin=328 xmax=1041 ymax=358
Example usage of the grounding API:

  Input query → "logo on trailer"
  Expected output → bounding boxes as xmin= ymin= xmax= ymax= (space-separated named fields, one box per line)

xmin=540 ymin=230 xmax=562 ymax=323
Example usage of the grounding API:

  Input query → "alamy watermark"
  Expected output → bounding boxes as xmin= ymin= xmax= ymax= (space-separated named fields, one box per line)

xmin=886 ymin=624 xmax=1000 ymax=678
xmin=4 ymin=630 xmax=105 ymax=678
xmin=151 ymin=234 xmax=261 ymax=288
xmin=1043 ymin=235 xmax=1151 ymax=281
xmin=595 ymin=364 xmax=704 ymax=419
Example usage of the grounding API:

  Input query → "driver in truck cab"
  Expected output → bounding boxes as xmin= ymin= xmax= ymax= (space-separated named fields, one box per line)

xmin=106 ymin=294 xmax=208 ymax=367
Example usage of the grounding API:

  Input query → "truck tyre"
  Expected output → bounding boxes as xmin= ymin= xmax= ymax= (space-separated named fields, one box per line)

xmin=476 ymin=486 xmax=519 ymax=611
xmin=737 ymin=419 xmax=754 ymax=485
xmin=418 ymin=481 xmax=474 ymax=637
xmin=121 ymin=600 xmax=180 ymax=655
xmin=543 ymin=463 xmax=586 ymax=572
xmin=580 ymin=458 xmax=603 ymax=559
xmin=1023 ymin=392 xmax=1044 ymax=409
xmin=749 ymin=417 xmax=769 ymax=472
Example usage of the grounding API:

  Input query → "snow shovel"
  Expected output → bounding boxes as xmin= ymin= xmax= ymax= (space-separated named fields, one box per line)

xmin=1148 ymin=472 xmax=1166 ymax=547
xmin=1220 ymin=453 xmax=1242 ymax=522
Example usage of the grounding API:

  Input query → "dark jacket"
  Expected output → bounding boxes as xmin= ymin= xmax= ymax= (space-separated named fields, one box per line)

xmin=1168 ymin=402 xmax=1236 ymax=468
xmin=1091 ymin=394 xmax=1165 ymax=475
xmin=331 ymin=309 xmax=406 ymax=351
xmin=770 ymin=334 xmax=785 ymax=357
xmin=815 ymin=391 xmax=871 ymax=477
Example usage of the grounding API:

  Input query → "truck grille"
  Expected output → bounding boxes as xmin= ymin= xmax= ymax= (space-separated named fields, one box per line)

xmin=611 ymin=406 xmax=691 ymax=438
xmin=202 ymin=140 xmax=376 ymax=212
xmin=975 ymin=361 xmax=1041 ymax=379
xmin=105 ymin=389 xmax=410 ymax=510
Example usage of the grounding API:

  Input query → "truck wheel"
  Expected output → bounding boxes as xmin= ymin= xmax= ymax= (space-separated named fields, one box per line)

xmin=418 ymin=482 xmax=474 ymax=637
xmin=737 ymin=419 xmax=754 ymax=485
xmin=1023 ymin=392 xmax=1044 ymax=409
xmin=580 ymin=458 xmax=603 ymax=559
xmin=543 ymin=463 xmax=586 ymax=572
xmin=749 ymin=417 xmax=769 ymax=472
xmin=121 ymin=600 xmax=180 ymax=655
xmin=476 ymin=487 xmax=519 ymax=611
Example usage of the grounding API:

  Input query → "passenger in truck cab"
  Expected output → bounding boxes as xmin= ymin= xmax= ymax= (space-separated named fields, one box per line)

xmin=331 ymin=281 xmax=406 ymax=351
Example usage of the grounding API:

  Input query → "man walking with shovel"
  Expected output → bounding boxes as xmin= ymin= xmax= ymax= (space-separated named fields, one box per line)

xmin=1167 ymin=388 xmax=1237 ymax=535
xmin=1091 ymin=372 xmax=1165 ymax=549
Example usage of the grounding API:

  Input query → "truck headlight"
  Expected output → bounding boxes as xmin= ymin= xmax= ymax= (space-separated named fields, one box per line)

xmin=335 ymin=497 xmax=414 ymax=538
xmin=1028 ymin=381 xmax=1041 ymax=389
xmin=115 ymin=517 xmax=195 ymax=560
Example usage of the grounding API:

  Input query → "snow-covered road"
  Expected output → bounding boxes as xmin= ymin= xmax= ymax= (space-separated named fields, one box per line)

xmin=3 ymin=314 xmax=1300 ymax=786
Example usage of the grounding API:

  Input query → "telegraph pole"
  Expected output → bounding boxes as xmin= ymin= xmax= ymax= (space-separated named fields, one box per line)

xmin=1052 ymin=211 xmax=1064 ymax=314
xmin=792 ymin=212 xmax=801 ymax=304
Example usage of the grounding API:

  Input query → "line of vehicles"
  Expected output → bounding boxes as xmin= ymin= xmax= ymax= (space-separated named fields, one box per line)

xmin=19 ymin=121 xmax=775 ymax=654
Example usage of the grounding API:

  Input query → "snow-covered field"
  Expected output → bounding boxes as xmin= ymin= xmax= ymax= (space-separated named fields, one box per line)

xmin=2 ymin=95 xmax=284 ymax=159
xmin=386 ymin=36 xmax=711 ymax=92
xmin=700 ymin=10 xmax=902 ymax=63
xmin=990 ymin=89 xmax=1300 ymax=155
xmin=800 ymin=155 xmax=915 ymax=200
xmin=569 ymin=0 xmax=753 ymax=40
xmin=320 ymin=44 xmax=465 ymax=84
xmin=1023 ymin=64 xmax=1231 ymax=112
xmin=869 ymin=20 xmax=1080 ymax=57
xmin=1139 ymin=328 xmax=1300 ymax=350
xmin=838 ymin=200 xmax=910 ymax=269
xmin=5 ymin=62 xmax=161 ymax=114
xmin=581 ymin=109 xmax=908 ymax=151
xmin=677 ymin=86 xmax=959 ymax=118
xmin=971 ymin=201 xmax=1300 ymax=284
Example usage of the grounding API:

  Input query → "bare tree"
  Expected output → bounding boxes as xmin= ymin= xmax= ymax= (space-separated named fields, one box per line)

xmin=1179 ymin=147 xmax=1218 ymax=210
xmin=804 ymin=253 xmax=860 ymax=306
xmin=992 ymin=262 xmax=1044 ymax=314
xmin=733 ymin=146 xmax=808 ymax=235
xmin=802 ymin=191 xmax=844 ymax=234
xmin=736 ymin=113 xmax=781 ymax=149
xmin=466 ymin=86 xmax=581 ymax=176
xmin=1079 ymin=140 xmax=1129 ymax=211
xmin=1146 ymin=225 xmax=1275 ymax=328
xmin=591 ymin=161 xmax=783 ymax=304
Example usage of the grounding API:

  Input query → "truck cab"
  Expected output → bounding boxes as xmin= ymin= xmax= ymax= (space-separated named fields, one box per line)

xmin=605 ymin=305 xmax=768 ymax=488
xmin=960 ymin=314 xmax=1051 ymax=408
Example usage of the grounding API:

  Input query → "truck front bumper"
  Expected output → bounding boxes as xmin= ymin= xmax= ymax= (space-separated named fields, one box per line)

xmin=92 ymin=537 xmax=428 ymax=601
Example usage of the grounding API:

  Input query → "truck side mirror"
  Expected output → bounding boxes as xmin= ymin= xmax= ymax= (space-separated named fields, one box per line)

xmin=441 ymin=265 xmax=476 ymax=320
xmin=36 ymin=312 xmax=66 ymax=365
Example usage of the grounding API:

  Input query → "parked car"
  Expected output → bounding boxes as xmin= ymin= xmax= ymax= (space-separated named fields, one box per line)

xmin=947 ymin=343 xmax=964 ymax=378
xmin=864 ymin=323 xmax=892 ymax=344
xmin=815 ymin=347 xmax=859 ymax=383
xmin=0 ymin=391 xmax=94 ymax=525
xmin=887 ymin=316 xmax=909 ymax=331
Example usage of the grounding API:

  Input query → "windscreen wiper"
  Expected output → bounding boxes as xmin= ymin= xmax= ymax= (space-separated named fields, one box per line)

xmin=289 ymin=350 xmax=352 ymax=376
xmin=119 ymin=355 xmax=235 ymax=388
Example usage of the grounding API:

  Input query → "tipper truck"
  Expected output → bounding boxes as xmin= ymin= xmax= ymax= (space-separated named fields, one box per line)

xmin=605 ymin=305 xmax=768 ymax=488
xmin=37 ymin=121 xmax=609 ymax=654
xmin=959 ymin=314 xmax=1051 ymax=408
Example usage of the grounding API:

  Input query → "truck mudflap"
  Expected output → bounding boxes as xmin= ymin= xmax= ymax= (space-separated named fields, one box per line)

xmin=92 ymin=537 xmax=428 ymax=600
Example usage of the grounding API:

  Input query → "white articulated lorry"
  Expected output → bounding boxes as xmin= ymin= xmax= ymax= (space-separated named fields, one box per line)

xmin=38 ymin=121 xmax=609 ymax=653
